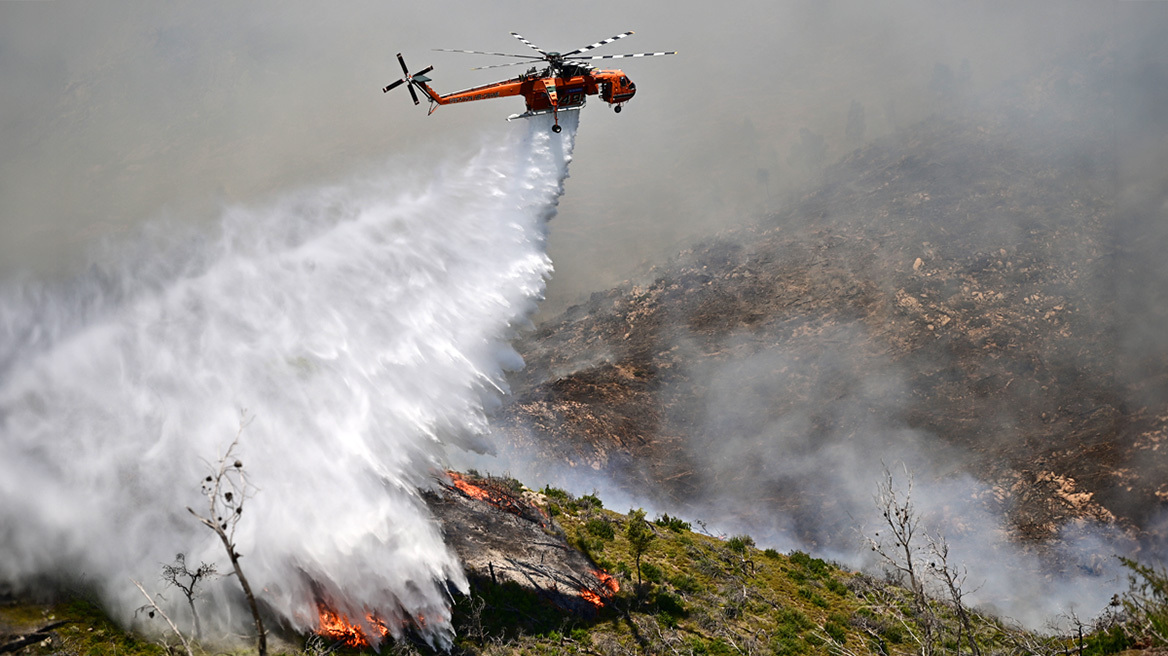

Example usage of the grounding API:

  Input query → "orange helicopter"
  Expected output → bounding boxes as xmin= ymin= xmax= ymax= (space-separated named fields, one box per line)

xmin=383 ymin=31 xmax=675 ymax=133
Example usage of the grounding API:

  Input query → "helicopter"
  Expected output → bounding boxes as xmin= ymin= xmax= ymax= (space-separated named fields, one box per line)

xmin=383 ymin=31 xmax=675 ymax=133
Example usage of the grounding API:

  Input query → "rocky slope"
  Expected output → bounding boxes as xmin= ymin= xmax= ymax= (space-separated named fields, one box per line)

xmin=495 ymin=42 xmax=1168 ymax=554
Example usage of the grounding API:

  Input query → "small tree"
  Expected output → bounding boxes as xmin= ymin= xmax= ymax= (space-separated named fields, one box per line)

xmin=161 ymin=553 xmax=217 ymax=641
xmin=626 ymin=509 xmax=657 ymax=588
xmin=188 ymin=411 xmax=267 ymax=656
xmin=864 ymin=464 xmax=935 ymax=656
xmin=927 ymin=534 xmax=980 ymax=656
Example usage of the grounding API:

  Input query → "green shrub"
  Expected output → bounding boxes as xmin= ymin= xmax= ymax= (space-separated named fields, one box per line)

xmin=579 ymin=493 xmax=604 ymax=509
xmin=797 ymin=587 xmax=828 ymax=607
xmin=727 ymin=534 xmax=755 ymax=554
xmin=776 ymin=606 xmax=814 ymax=632
xmin=825 ymin=577 xmax=848 ymax=596
xmin=881 ymin=623 xmax=906 ymax=644
xmin=771 ymin=621 xmax=809 ymax=655
xmin=770 ymin=634 xmax=808 ymax=656
xmin=541 ymin=485 xmax=571 ymax=501
xmin=763 ymin=548 xmax=781 ymax=559
xmin=1082 ymin=624 xmax=1132 ymax=656
xmin=670 ymin=573 xmax=701 ymax=593
xmin=585 ymin=517 xmax=615 ymax=540
xmin=789 ymin=551 xmax=830 ymax=577
xmin=641 ymin=561 xmax=664 ymax=583
xmin=824 ymin=621 xmax=847 ymax=644
xmin=654 ymin=513 xmax=692 ymax=532
xmin=653 ymin=590 xmax=688 ymax=619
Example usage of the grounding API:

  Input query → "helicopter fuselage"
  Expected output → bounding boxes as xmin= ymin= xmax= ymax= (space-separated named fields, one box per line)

xmin=415 ymin=68 xmax=635 ymax=115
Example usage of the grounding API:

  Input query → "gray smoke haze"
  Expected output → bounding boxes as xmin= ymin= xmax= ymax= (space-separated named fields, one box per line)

xmin=4 ymin=0 xmax=1167 ymax=639
xmin=1 ymin=1 xmax=1128 ymax=312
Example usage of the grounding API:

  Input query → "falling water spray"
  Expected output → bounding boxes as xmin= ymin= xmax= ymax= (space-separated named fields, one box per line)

xmin=0 ymin=111 xmax=580 ymax=646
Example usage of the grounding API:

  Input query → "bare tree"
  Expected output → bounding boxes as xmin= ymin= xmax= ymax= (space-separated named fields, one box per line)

xmin=927 ymin=534 xmax=980 ymax=656
xmin=866 ymin=464 xmax=925 ymax=598
xmin=187 ymin=410 xmax=267 ymax=656
xmin=864 ymin=464 xmax=935 ymax=656
xmin=161 ymin=553 xmax=216 ymax=641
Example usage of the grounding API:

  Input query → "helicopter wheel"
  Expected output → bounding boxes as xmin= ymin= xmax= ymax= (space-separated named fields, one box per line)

xmin=614 ymin=104 xmax=622 ymax=113
xmin=552 ymin=124 xmax=562 ymax=133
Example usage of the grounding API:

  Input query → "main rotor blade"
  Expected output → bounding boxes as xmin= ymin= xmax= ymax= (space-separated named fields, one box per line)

xmin=397 ymin=52 xmax=410 ymax=76
xmin=408 ymin=82 xmax=420 ymax=105
xmin=383 ymin=78 xmax=406 ymax=93
xmin=434 ymin=48 xmax=541 ymax=59
xmin=567 ymin=51 xmax=677 ymax=60
xmin=510 ymin=32 xmax=548 ymax=56
xmin=472 ymin=60 xmax=536 ymax=70
xmin=563 ymin=31 xmax=634 ymax=57
xmin=413 ymin=65 xmax=434 ymax=77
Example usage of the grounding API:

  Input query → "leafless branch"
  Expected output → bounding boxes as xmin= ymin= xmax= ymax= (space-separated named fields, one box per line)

xmin=132 ymin=578 xmax=194 ymax=656
xmin=186 ymin=409 xmax=266 ymax=656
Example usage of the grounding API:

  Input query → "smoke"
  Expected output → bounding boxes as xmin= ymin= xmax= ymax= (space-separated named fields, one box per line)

xmin=0 ymin=111 xmax=578 ymax=646
xmin=678 ymin=328 xmax=1133 ymax=627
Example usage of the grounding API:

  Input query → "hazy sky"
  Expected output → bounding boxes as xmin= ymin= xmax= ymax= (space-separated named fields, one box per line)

xmin=0 ymin=0 xmax=1138 ymax=314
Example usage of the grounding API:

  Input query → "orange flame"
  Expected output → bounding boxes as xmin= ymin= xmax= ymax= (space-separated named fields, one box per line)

xmin=579 ymin=569 xmax=620 ymax=608
xmin=596 ymin=569 xmax=620 ymax=595
xmin=443 ymin=471 xmax=551 ymax=527
xmin=580 ymin=588 xmax=605 ymax=607
xmin=317 ymin=605 xmax=390 ymax=648
xmin=448 ymin=472 xmax=492 ymax=502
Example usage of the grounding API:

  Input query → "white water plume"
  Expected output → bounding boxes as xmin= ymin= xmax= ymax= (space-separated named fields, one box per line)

xmin=0 ymin=111 xmax=579 ymax=647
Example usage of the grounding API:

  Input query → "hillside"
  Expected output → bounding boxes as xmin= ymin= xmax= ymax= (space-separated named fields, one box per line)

xmin=7 ymin=474 xmax=1154 ymax=655
xmin=494 ymin=42 xmax=1168 ymax=557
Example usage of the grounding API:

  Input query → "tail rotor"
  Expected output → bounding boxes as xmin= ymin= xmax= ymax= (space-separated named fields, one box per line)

xmin=383 ymin=53 xmax=434 ymax=105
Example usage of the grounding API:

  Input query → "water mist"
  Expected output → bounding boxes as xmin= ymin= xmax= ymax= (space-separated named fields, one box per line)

xmin=0 ymin=111 xmax=579 ymax=647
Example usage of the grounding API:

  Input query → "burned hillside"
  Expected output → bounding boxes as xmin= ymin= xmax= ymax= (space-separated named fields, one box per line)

xmin=494 ymin=42 xmax=1168 ymax=556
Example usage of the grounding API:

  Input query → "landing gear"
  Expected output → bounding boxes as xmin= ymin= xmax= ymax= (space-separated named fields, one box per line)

xmin=614 ymin=104 xmax=622 ymax=113
xmin=552 ymin=124 xmax=562 ymax=133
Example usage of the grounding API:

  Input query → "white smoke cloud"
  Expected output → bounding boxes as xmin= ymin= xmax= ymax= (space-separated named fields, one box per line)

xmin=0 ymin=111 xmax=579 ymax=647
